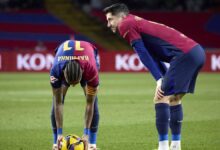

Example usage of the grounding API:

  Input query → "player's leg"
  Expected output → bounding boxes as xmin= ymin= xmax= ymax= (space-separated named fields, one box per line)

xmin=169 ymin=71 xmax=203 ymax=150
xmin=81 ymin=80 xmax=100 ymax=150
xmin=154 ymin=94 xmax=184 ymax=150
xmin=51 ymin=102 xmax=57 ymax=150
xmin=87 ymin=49 xmax=100 ymax=150
xmin=89 ymin=96 xmax=99 ymax=149
xmin=51 ymin=85 xmax=69 ymax=149
xmin=154 ymin=61 xmax=177 ymax=150
xmin=154 ymin=54 xmax=185 ymax=150
xmin=154 ymin=96 xmax=170 ymax=150
xmin=166 ymin=45 xmax=205 ymax=150
xmin=51 ymin=101 xmax=57 ymax=142
xmin=169 ymin=94 xmax=184 ymax=150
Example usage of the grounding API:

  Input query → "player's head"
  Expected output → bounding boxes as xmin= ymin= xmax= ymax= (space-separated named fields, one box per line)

xmin=64 ymin=61 xmax=82 ymax=86
xmin=103 ymin=3 xmax=129 ymax=33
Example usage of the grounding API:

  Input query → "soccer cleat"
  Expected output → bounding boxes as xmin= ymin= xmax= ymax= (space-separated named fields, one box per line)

xmin=52 ymin=144 xmax=58 ymax=150
xmin=157 ymin=141 xmax=169 ymax=150
xmin=170 ymin=141 xmax=181 ymax=150
xmin=88 ymin=147 xmax=98 ymax=150
xmin=170 ymin=145 xmax=181 ymax=150
xmin=153 ymin=148 xmax=170 ymax=150
xmin=88 ymin=144 xmax=99 ymax=150
xmin=88 ymin=147 xmax=99 ymax=150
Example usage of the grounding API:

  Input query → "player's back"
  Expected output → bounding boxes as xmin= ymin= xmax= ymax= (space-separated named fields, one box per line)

xmin=50 ymin=40 xmax=99 ymax=88
xmin=53 ymin=40 xmax=96 ymax=67
xmin=55 ymin=40 xmax=95 ymax=58
xmin=118 ymin=14 xmax=198 ymax=62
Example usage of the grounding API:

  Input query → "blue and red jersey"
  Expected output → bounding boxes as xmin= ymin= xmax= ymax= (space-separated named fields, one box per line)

xmin=50 ymin=40 xmax=99 ymax=88
xmin=118 ymin=14 xmax=198 ymax=80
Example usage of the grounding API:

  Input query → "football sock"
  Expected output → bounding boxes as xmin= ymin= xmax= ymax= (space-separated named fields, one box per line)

xmin=53 ymin=128 xmax=57 ymax=144
xmin=170 ymin=104 xmax=183 ymax=149
xmin=155 ymin=103 xmax=170 ymax=141
xmin=84 ymin=128 xmax=91 ymax=135
xmin=89 ymin=132 xmax=97 ymax=144
xmin=170 ymin=141 xmax=181 ymax=150
xmin=170 ymin=104 xmax=183 ymax=141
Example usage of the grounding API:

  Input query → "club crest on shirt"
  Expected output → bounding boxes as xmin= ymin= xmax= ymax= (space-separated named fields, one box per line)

xmin=50 ymin=76 xmax=58 ymax=83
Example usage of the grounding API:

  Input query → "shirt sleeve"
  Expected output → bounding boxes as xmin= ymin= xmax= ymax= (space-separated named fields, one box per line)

xmin=92 ymin=45 xmax=100 ymax=71
xmin=132 ymin=39 xmax=163 ymax=81
xmin=50 ymin=65 xmax=62 ymax=88
xmin=83 ymin=62 xmax=99 ymax=88
xmin=152 ymin=58 xmax=167 ymax=76
xmin=118 ymin=20 xmax=141 ymax=44
xmin=87 ymin=72 xmax=99 ymax=87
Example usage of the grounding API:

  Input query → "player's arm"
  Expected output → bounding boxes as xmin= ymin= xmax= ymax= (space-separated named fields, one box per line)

xmin=151 ymin=60 xmax=167 ymax=100
xmin=52 ymin=86 xmax=66 ymax=149
xmin=52 ymin=87 xmax=63 ymax=130
xmin=52 ymin=85 xmax=69 ymax=131
xmin=120 ymin=19 xmax=164 ymax=100
xmin=153 ymin=59 xmax=167 ymax=76
xmin=131 ymin=40 xmax=165 ymax=100
xmin=83 ymin=85 xmax=98 ymax=134
xmin=50 ymin=66 xmax=66 ymax=148
xmin=81 ymin=84 xmax=98 ymax=149
xmin=119 ymin=21 xmax=163 ymax=82
xmin=82 ymin=65 xmax=99 ymax=136
xmin=132 ymin=39 xmax=163 ymax=82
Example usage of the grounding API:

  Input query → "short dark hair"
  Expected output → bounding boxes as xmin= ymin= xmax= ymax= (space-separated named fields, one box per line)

xmin=103 ymin=3 xmax=129 ymax=16
xmin=64 ymin=61 xmax=82 ymax=84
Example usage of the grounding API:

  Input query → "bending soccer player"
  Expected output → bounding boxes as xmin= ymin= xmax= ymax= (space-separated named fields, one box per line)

xmin=104 ymin=3 xmax=205 ymax=150
xmin=50 ymin=40 xmax=100 ymax=150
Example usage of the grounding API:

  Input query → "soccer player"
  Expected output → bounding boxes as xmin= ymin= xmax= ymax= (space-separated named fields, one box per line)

xmin=50 ymin=40 xmax=100 ymax=150
xmin=103 ymin=3 xmax=205 ymax=150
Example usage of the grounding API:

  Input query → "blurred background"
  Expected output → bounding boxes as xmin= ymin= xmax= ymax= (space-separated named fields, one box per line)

xmin=0 ymin=1 xmax=220 ymax=150
xmin=0 ymin=0 xmax=219 ymax=72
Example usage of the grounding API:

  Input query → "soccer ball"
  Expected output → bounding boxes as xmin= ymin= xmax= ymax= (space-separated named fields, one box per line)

xmin=61 ymin=134 xmax=84 ymax=150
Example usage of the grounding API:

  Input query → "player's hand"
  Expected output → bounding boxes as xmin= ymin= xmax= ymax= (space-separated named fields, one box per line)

xmin=57 ymin=135 xmax=63 ymax=150
xmin=81 ymin=134 xmax=89 ymax=150
xmin=154 ymin=85 xmax=164 ymax=101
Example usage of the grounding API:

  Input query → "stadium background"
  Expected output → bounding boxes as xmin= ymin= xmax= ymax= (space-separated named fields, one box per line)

xmin=0 ymin=0 xmax=219 ymax=149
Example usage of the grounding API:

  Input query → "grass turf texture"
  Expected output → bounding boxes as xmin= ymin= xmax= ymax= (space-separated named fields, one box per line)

xmin=0 ymin=73 xmax=219 ymax=150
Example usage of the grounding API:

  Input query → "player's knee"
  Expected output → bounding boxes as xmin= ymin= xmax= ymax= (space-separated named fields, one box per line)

xmin=154 ymin=96 xmax=170 ymax=104
xmin=169 ymin=94 xmax=184 ymax=106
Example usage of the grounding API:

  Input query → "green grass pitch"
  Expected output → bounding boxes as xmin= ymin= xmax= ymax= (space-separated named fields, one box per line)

xmin=0 ymin=73 xmax=219 ymax=150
